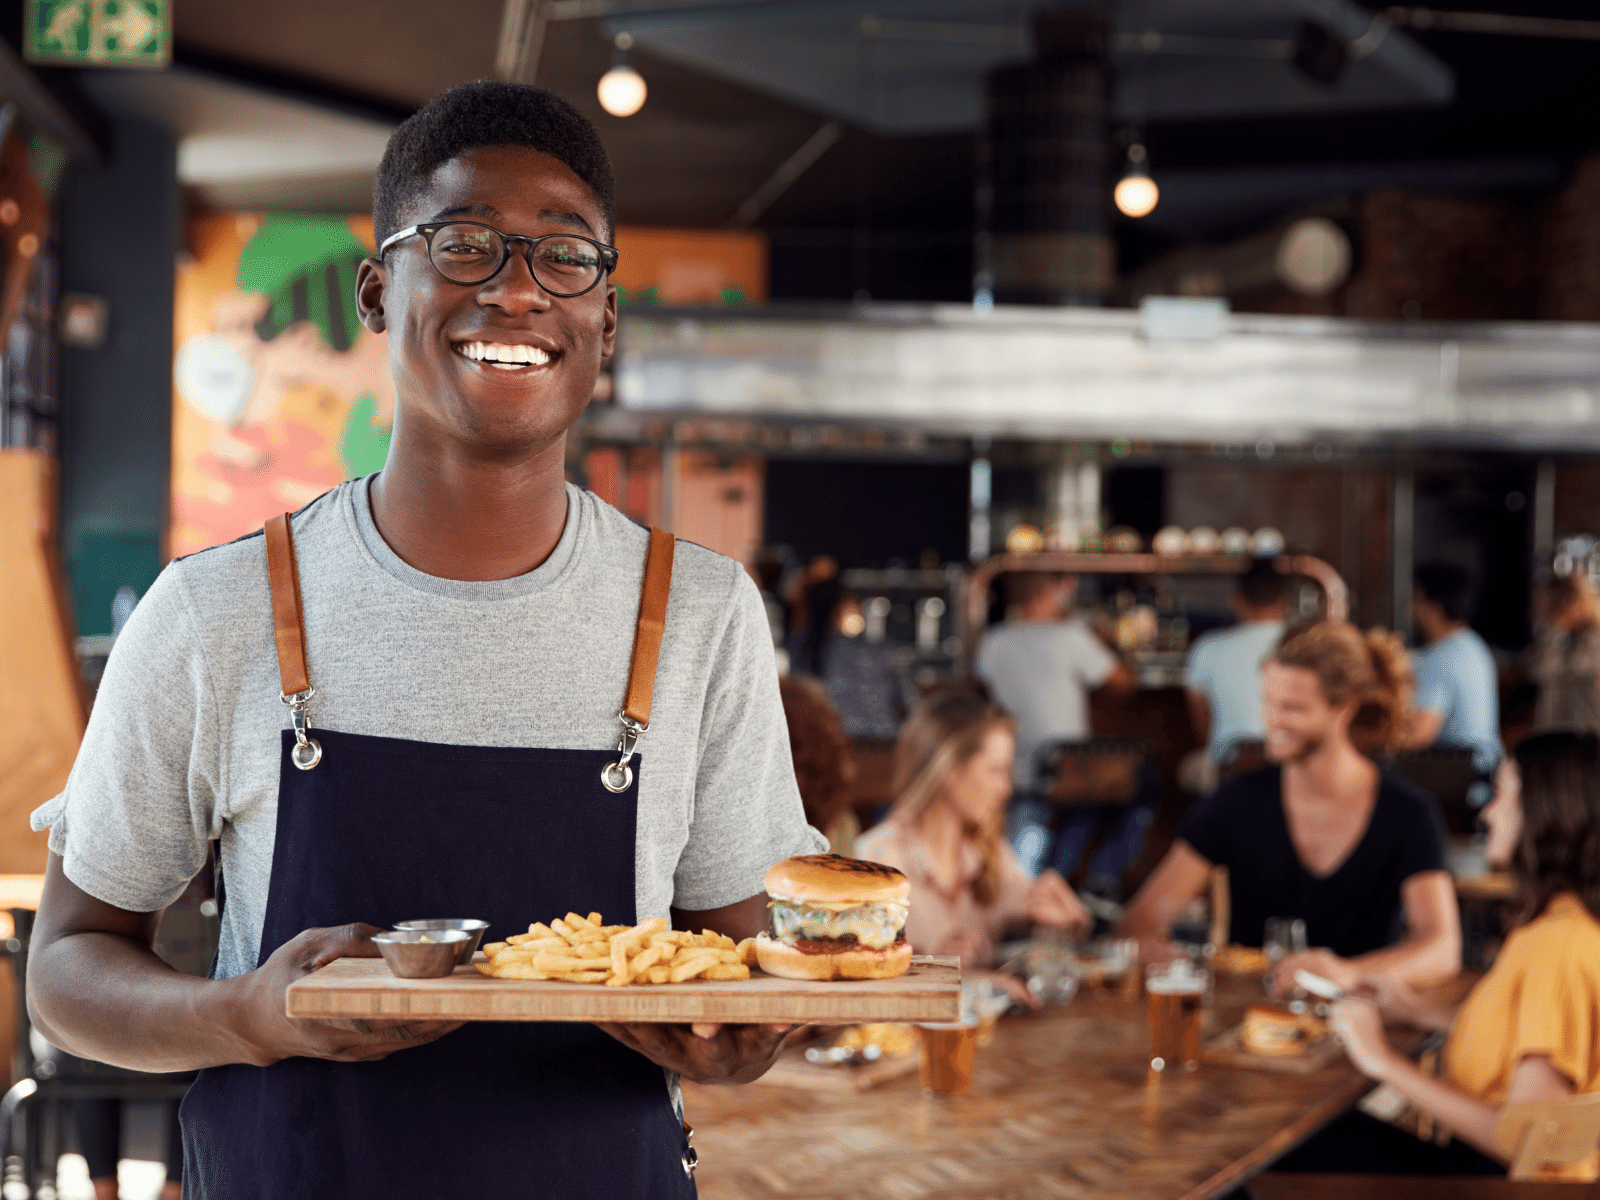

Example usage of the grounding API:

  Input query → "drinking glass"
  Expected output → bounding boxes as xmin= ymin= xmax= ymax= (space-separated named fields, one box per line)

xmin=1145 ymin=961 xmax=1207 ymax=1071
xmin=1262 ymin=917 xmax=1307 ymax=993
xmin=918 ymin=1016 xmax=981 ymax=1094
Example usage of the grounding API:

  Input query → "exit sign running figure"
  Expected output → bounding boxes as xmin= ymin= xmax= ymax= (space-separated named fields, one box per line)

xmin=25 ymin=0 xmax=170 ymax=68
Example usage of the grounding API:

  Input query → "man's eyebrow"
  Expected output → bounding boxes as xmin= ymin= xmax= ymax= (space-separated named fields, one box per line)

xmin=430 ymin=203 xmax=501 ymax=222
xmin=427 ymin=203 xmax=598 ymax=238
xmin=538 ymin=208 xmax=597 ymax=236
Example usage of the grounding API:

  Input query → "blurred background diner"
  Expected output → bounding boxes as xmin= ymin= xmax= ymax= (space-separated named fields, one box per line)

xmin=7 ymin=0 xmax=1600 ymax=1195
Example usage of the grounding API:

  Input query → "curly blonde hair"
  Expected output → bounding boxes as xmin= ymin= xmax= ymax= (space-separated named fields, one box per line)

xmin=1271 ymin=620 xmax=1413 ymax=756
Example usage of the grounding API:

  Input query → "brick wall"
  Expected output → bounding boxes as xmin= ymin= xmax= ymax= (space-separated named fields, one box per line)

xmin=1536 ymin=153 xmax=1600 ymax=321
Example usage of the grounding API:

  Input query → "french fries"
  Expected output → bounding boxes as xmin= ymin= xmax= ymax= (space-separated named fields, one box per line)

xmin=477 ymin=912 xmax=754 ymax=986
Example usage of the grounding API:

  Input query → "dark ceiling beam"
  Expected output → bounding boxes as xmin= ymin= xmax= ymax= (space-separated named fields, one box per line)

xmin=172 ymin=43 xmax=413 ymax=126
xmin=0 ymin=39 xmax=101 ymax=160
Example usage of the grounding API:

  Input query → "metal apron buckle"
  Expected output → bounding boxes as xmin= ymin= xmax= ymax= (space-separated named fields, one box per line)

xmin=281 ymin=688 xmax=322 ymax=770
xmin=601 ymin=713 xmax=645 ymax=793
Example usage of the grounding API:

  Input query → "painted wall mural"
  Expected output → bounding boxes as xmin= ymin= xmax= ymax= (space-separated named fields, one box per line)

xmin=171 ymin=212 xmax=394 ymax=557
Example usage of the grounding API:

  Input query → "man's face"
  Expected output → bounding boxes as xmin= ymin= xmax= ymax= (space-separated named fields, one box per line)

xmin=357 ymin=145 xmax=617 ymax=452
xmin=1261 ymin=661 xmax=1343 ymax=763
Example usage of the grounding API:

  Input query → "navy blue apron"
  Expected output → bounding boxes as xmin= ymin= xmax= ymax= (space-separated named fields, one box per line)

xmin=180 ymin=517 xmax=694 ymax=1199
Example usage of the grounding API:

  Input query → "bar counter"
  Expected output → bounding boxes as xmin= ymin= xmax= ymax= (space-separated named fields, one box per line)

xmin=683 ymin=973 xmax=1472 ymax=1200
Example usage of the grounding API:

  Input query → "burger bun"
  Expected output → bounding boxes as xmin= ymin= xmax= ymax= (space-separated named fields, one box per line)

xmin=755 ymin=933 xmax=913 ymax=981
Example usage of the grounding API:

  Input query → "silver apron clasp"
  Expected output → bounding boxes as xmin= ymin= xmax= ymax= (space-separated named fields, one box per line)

xmin=281 ymin=688 xmax=323 ymax=770
xmin=601 ymin=713 xmax=645 ymax=793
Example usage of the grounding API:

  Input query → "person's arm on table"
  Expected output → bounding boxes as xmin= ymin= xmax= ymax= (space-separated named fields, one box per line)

xmin=1273 ymin=870 xmax=1461 ymax=995
xmin=1332 ymin=998 xmax=1570 ymax=1160
xmin=28 ymin=854 xmax=464 ymax=1072
xmin=1116 ymin=839 xmax=1213 ymax=961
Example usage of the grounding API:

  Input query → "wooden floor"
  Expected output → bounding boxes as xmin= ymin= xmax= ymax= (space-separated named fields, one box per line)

xmin=683 ymin=975 xmax=1470 ymax=1200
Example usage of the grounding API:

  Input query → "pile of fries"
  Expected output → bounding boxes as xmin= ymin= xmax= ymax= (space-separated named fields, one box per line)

xmin=477 ymin=912 xmax=758 ymax=986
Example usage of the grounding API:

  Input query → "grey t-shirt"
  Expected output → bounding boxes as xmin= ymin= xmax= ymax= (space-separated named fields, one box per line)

xmin=33 ymin=478 xmax=824 ymax=979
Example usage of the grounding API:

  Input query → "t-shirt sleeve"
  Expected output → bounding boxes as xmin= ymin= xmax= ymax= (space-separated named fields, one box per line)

xmin=1185 ymin=636 xmax=1215 ymax=694
xmin=1412 ymin=648 xmax=1451 ymax=716
xmin=1389 ymin=783 xmax=1448 ymax=880
xmin=673 ymin=568 xmax=827 ymax=911
xmin=1067 ymin=622 xmax=1118 ymax=688
xmin=30 ymin=562 xmax=219 ymax=913
xmin=1510 ymin=952 xmax=1599 ymax=1090
xmin=1175 ymin=782 xmax=1238 ymax=867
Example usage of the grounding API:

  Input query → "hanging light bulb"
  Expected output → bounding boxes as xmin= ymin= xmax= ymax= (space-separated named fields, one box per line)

xmin=1114 ymin=143 xmax=1159 ymax=219
xmin=598 ymin=32 xmax=647 ymax=117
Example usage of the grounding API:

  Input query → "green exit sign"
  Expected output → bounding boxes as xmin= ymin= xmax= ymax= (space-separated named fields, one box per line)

xmin=25 ymin=0 xmax=170 ymax=68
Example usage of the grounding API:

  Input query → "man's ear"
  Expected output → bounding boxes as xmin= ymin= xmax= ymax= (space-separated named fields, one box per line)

xmin=600 ymin=285 xmax=618 ymax=360
xmin=356 ymin=258 xmax=387 ymax=333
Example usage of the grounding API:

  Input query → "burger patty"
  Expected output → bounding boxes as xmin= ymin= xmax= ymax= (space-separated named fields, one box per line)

xmin=768 ymin=899 xmax=908 ymax=950
xmin=788 ymin=934 xmax=909 ymax=955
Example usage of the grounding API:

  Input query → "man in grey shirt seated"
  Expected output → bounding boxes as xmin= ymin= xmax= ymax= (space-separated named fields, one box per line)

xmin=1182 ymin=560 xmax=1286 ymax=794
xmin=976 ymin=572 xmax=1157 ymax=900
xmin=1407 ymin=562 xmax=1502 ymax=779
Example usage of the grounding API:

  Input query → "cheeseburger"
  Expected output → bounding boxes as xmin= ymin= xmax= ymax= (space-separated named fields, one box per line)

xmin=755 ymin=855 xmax=912 ymax=980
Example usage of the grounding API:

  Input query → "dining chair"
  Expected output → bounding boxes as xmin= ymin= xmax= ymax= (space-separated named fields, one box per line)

xmin=1495 ymin=1091 xmax=1600 ymax=1179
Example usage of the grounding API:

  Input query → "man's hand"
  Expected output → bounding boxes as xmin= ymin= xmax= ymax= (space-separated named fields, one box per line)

xmin=1269 ymin=947 xmax=1359 ymax=998
xmin=231 ymin=924 xmax=465 ymax=1066
xmin=596 ymin=1021 xmax=798 ymax=1085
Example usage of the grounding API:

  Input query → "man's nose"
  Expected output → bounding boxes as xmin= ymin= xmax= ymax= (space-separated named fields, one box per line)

xmin=477 ymin=243 xmax=552 ymax=313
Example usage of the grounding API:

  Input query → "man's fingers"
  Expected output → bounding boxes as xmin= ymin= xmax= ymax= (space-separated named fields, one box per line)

xmin=691 ymin=1022 xmax=721 ymax=1040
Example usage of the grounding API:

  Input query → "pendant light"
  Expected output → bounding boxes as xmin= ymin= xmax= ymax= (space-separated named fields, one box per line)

xmin=1114 ymin=143 xmax=1159 ymax=219
xmin=597 ymin=32 xmax=647 ymax=118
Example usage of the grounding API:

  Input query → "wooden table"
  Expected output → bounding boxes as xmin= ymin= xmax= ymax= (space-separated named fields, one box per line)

xmin=683 ymin=975 xmax=1473 ymax=1200
xmin=1250 ymin=1176 xmax=1598 ymax=1199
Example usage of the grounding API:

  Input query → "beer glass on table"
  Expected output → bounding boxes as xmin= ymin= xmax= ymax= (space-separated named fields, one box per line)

xmin=918 ymin=1015 xmax=980 ymax=1095
xmin=1145 ymin=960 xmax=1207 ymax=1071
xmin=1263 ymin=916 xmax=1307 ymax=996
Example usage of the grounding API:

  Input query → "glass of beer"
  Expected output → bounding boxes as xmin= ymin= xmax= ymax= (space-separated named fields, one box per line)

xmin=1145 ymin=961 xmax=1207 ymax=1071
xmin=918 ymin=1015 xmax=981 ymax=1095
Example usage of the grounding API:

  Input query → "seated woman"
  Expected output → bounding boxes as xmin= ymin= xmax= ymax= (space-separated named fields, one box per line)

xmin=1285 ymin=731 xmax=1600 ymax=1178
xmin=857 ymin=687 xmax=1090 ymax=1005
xmin=1119 ymin=620 xmax=1460 ymax=994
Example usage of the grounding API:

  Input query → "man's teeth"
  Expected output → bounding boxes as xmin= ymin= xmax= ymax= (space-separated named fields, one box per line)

xmin=457 ymin=342 xmax=553 ymax=367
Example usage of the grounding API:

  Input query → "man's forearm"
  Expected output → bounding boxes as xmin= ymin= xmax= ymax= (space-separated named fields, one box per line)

xmin=1350 ymin=929 xmax=1461 ymax=988
xmin=29 ymin=931 xmax=252 ymax=1073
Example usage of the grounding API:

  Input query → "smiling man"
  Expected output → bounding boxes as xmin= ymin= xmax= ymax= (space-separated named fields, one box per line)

xmin=1117 ymin=620 xmax=1459 ymax=995
xmin=26 ymin=83 xmax=823 ymax=1199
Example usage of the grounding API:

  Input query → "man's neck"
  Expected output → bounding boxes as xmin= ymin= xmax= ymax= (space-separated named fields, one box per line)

xmin=1426 ymin=619 xmax=1468 ymax=645
xmin=1282 ymin=733 xmax=1374 ymax=804
xmin=1014 ymin=604 xmax=1062 ymax=623
xmin=369 ymin=425 xmax=571 ymax=582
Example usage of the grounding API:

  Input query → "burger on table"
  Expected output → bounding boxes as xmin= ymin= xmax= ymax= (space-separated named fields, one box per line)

xmin=25 ymin=83 xmax=828 ymax=1199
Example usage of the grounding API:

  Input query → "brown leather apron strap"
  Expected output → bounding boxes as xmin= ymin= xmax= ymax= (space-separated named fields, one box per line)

xmin=264 ymin=512 xmax=323 ymax=770
xmin=622 ymin=527 xmax=675 ymax=728
xmin=602 ymin=527 xmax=676 ymax=793
xmin=264 ymin=513 xmax=310 ymax=697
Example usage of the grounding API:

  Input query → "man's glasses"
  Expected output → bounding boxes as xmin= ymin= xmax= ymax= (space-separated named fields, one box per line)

xmin=378 ymin=221 xmax=620 ymax=297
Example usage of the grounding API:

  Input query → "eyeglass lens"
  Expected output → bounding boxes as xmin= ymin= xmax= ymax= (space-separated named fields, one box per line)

xmin=428 ymin=223 xmax=605 ymax=294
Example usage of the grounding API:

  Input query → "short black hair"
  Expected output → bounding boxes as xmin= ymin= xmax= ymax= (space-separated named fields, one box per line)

xmin=373 ymin=81 xmax=616 ymax=247
xmin=1414 ymin=561 xmax=1473 ymax=621
xmin=1238 ymin=559 xmax=1284 ymax=609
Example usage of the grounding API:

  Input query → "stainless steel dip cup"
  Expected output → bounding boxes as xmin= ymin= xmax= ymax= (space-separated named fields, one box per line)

xmin=393 ymin=919 xmax=489 ymax=965
xmin=372 ymin=928 xmax=471 ymax=978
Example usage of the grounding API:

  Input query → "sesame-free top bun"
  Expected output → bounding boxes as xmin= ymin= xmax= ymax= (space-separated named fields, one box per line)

xmin=755 ymin=933 xmax=913 ymax=980
xmin=764 ymin=854 xmax=910 ymax=906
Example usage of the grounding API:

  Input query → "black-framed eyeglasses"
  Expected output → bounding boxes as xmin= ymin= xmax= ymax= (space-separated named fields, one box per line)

xmin=378 ymin=221 xmax=620 ymax=297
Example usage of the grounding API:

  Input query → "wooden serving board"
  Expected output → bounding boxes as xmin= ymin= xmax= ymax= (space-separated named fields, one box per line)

xmin=287 ymin=954 xmax=961 ymax=1025
xmin=752 ymin=1046 xmax=921 ymax=1092
xmin=1202 ymin=1022 xmax=1344 ymax=1073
